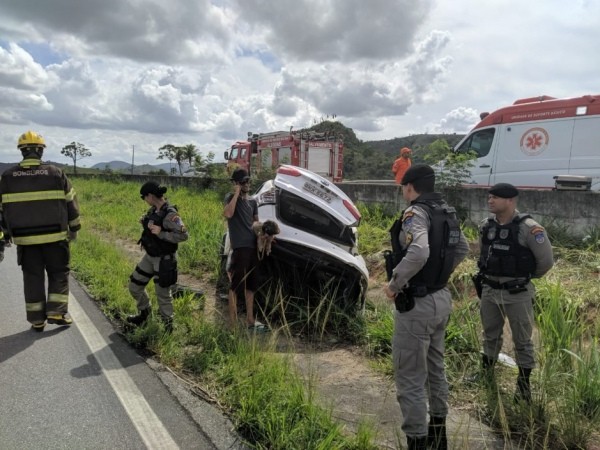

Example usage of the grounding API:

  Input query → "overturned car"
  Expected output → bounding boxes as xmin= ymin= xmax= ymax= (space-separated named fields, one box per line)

xmin=218 ymin=165 xmax=369 ymax=315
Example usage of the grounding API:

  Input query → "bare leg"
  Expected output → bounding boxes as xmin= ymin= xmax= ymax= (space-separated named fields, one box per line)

xmin=245 ymin=290 xmax=255 ymax=326
xmin=228 ymin=289 xmax=237 ymax=328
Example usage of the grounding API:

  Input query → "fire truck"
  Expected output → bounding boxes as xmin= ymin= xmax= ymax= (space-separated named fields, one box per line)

xmin=224 ymin=129 xmax=344 ymax=182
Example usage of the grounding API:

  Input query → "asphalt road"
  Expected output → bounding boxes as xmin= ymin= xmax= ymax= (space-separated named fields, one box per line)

xmin=0 ymin=244 xmax=242 ymax=450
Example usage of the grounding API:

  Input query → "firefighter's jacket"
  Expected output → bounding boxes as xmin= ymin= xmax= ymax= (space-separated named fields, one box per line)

xmin=0 ymin=158 xmax=81 ymax=245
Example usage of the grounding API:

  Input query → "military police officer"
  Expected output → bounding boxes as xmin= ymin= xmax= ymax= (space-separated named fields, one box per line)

xmin=384 ymin=164 xmax=469 ymax=450
xmin=476 ymin=183 xmax=554 ymax=402
xmin=127 ymin=181 xmax=188 ymax=333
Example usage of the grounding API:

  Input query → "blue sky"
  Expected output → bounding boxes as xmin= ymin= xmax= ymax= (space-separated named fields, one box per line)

xmin=0 ymin=0 xmax=598 ymax=167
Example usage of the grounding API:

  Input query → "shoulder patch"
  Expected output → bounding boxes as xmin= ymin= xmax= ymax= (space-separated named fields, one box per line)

xmin=170 ymin=215 xmax=184 ymax=227
xmin=530 ymin=226 xmax=546 ymax=244
xmin=530 ymin=226 xmax=544 ymax=235
xmin=402 ymin=211 xmax=414 ymax=227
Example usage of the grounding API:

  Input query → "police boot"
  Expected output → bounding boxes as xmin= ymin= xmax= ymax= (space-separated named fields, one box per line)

xmin=126 ymin=308 xmax=150 ymax=326
xmin=161 ymin=315 xmax=173 ymax=334
xmin=465 ymin=353 xmax=496 ymax=384
xmin=406 ymin=435 xmax=427 ymax=450
xmin=427 ymin=416 xmax=447 ymax=450
xmin=514 ymin=367 xmax=532 ymax=403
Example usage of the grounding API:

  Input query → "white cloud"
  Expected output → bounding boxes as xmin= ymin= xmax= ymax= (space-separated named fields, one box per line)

xmin=0 ymin=0 xmax=598 ymax=168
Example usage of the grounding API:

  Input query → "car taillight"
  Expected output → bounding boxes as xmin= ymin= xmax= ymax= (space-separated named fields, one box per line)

xmin=257 ymin=188 xmax=277 ymax=205
xmin=277 ymin=166 xmax=301 ymax=177
xmin=343 ymin=199 xmax=361 ymax=222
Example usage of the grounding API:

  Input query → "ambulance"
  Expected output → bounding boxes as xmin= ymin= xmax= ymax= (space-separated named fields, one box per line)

xmin=454 ymin=94 xmax=600 ymax=190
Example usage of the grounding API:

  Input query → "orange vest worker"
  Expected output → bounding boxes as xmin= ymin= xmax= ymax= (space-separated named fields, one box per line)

xmin=392 ymin=147 xmax=412 ymax=184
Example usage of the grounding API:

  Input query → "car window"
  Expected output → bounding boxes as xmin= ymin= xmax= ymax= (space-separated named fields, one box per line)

xmin=278 ymin=190 xmax=355 ymax=246
xmin=456 ymin=128 xmax=495 ymax=158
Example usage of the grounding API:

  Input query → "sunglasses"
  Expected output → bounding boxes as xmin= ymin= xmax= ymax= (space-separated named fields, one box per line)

xmin=237 ymin=180 xmax=250 ymax=185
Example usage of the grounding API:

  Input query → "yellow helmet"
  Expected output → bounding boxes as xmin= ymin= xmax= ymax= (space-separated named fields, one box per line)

xmin=18 ymin=130 xmax=46 ymax=148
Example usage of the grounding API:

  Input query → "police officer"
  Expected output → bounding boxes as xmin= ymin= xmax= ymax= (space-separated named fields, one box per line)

xmin=0 ymin=131 xmax=81 ymax=331
xmin=476 ymin=183 xmax=553 ymax=402
xmin=127 ymin=181 xmax=188 ymax=332
xmin=384 ymin=164 xmax=469 ymax=450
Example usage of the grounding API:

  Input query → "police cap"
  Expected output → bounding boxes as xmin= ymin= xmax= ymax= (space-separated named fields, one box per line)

xmin=140 ymin=181 xmax=166 ymax=197
xmin=489 ymin=183 xmax=519 ymax=198
xmin=401 ymin=163 xmax=435 ymax=186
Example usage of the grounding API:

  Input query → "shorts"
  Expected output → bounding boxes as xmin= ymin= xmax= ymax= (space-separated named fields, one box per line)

xmin=230 ymin=247 xmax=259 ymax=295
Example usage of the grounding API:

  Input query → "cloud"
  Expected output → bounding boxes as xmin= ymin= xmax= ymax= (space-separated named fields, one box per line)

xmin=232 ymin=0 xmax=433 ymax=62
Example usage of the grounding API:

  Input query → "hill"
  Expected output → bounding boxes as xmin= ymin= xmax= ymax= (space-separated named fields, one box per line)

xmin=306 ymin=121 xmax=464 ymax=180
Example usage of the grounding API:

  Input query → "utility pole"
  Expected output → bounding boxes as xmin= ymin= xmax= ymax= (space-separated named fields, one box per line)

xmin=131 ymin=144 xmax=135 ymax=175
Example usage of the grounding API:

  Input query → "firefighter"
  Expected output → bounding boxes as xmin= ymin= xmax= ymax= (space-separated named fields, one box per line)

xmin=0 ymin=228 xmax=5 ymax=262
xmin=0 ymin=131 xmax=81 ymax=331
xmin=126 ymin=181 xmax=188 ymax=333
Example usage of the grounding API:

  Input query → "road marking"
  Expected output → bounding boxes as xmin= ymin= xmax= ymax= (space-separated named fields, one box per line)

xmin=69 ymin=294 xmax=179 ymax=449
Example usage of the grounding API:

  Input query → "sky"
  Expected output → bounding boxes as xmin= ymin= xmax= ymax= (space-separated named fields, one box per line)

xmin=0 ymin=0 xmax=598 ymax=167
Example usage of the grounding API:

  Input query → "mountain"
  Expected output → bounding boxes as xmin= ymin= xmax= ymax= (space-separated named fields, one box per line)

xmin=90 ymin=160 xmax=187 ymax=174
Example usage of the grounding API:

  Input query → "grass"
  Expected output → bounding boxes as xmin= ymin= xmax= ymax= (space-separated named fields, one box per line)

xmin=69 ymin=177 xmax=600 ymax=449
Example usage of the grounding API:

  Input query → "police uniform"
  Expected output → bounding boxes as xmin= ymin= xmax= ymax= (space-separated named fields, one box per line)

xmin=388 ymin=167 xmax=469 ymax=445
xmin=477 ymin=182 xmax=553 ymax=401
xmin=128 ymin=185 xmax=188 ymax=325
xmin=0 ymin=131 xmax=80 ymax=330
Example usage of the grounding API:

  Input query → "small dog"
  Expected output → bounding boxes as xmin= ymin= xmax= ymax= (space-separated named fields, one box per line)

xmin=253 ymin=220 xmax=280 ymax=258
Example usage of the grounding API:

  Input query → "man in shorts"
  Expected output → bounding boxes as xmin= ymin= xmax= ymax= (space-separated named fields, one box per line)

xmin=223 ymin=168 xmax=266 ymax=331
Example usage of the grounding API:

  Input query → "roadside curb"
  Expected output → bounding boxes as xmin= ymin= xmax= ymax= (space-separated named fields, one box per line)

xmin=147 ymin=358 xmax=249 ymax=450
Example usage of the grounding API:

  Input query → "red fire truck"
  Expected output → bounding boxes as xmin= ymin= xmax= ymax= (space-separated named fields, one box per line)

xmin=224 ymin=129 xmax=344 ymax=182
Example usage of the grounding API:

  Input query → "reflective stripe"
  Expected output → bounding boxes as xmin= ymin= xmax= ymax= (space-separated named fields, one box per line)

xmin=0 ymin=231 xmax=3 ymax=240
xmin=48 ymin=293 xmax=69 ymax=304
xmin=13 ymin=232 xmax=68 ymax=245
xmin=65 ymin=188 xmax=76 ymax=202
xmin=26 ymin=302 xmax=45 ymax=312
xmin=20 ymin=158 xmax=41 ymax=168
xmin=69 ymin=217 xmax=81 ymax=227
xmin=2 ymin=190 xmax=67 ymax=203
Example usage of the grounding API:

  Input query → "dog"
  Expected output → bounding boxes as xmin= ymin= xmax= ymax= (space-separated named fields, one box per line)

xmin=253 ymin=220 xmax=280 ymax=258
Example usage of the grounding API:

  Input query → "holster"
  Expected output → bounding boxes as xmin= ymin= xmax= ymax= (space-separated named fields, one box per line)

xmin=471 ymin=273 xmax=484 ymax=299
xmin=384 ymin=250 xmax=402 ymax=282
xmin=394 ymin=290 xmax=415 ymax=313
xmin=158 ymin=254 xmax=178 ymax=288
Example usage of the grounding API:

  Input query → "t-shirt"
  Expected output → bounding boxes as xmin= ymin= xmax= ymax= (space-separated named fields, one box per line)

xmin=224 ymin=193 xmax=258 ymax=249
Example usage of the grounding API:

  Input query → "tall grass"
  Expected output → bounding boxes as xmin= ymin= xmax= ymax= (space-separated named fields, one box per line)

xmin=70 ymin=177 xmax=600 ymax=449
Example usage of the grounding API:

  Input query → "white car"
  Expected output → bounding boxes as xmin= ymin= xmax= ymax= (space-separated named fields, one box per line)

xmin=218 ymin=165 xmax=369 ymax=314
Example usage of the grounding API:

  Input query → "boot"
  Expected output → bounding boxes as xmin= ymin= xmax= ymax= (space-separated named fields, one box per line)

xmin=465 ymin=353 xmax=496 ymax=384
xmin=514 ymin=367 xmax=532 ymax=403
xmin=406 ymin=435 xmax=427 ymax=450
xmin=126 ymin=308 xmax=150 ymax=326
xmin=427 ymin=416 xmax=447 ymax=450
xmin=161 ymin=315 xmax=173 ymax=334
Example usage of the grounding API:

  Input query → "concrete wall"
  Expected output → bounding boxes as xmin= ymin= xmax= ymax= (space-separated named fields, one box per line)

xmin=70 ymin=173 xmax=599 ymax=237
xmin=337 ymin=182 xmax=600 ymax=236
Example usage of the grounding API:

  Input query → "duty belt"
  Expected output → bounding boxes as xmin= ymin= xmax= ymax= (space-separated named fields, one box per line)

xmin=481 ymin=276 xmax=529 ymax=293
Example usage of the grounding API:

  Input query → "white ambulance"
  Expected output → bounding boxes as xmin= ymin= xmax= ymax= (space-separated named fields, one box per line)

xmin=454 ymin=94 xmax=600 ymax=190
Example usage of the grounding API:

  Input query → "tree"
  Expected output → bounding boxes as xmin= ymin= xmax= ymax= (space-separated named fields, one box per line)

xmin=182 ymin=144 xmax=198 ymax=168
xmin=423 ymin=139 xmax=476 ymax=188
xmin=158 ymin=144 xmax=187 ymax=175
xmin=61 ymin=142 xmax=92 ymax=175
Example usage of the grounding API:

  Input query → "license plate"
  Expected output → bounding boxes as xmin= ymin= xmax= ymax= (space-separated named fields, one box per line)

xmin=303 ymin=182 xmax=332 ymax=203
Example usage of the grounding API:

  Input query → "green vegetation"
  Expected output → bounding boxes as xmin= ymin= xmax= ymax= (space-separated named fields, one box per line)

xmin=70 ymin=177 xmax=600 ymax=449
